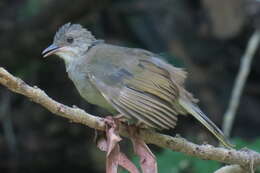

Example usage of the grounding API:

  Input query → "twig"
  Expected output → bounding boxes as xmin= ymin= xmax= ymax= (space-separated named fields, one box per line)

xmin=0 ymin=67 xmax=260 ymax=169
xmin=222 ymin=30 xmax=260 ymax=138
xmin=214 ymin=165 xmax=246 ymax=173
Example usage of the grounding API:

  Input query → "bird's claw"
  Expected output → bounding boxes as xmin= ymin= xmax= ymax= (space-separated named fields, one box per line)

xmin=129 ymin=126 xmax=158 ymax=173
xmin=97 ymin=116 xmax=158 ymax=173
xmin=97 ymin=116 xmax=139 ymax=173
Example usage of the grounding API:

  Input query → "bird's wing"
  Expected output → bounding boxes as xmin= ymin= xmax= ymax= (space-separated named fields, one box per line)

xmin=86 ymin=45 xmax=233 ymax=147
xmin=87 ymin=47 xmax=184 ymax=129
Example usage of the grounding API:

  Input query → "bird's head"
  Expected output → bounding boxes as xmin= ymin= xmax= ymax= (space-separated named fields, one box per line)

xmin=42 ymin=23 xmax=96 ymax=63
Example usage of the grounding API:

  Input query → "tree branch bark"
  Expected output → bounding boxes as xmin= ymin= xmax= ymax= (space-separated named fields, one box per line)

xmin=0 ymin=67 xmax=260 ymax=171
xmin=214 ymin=165 xmax=247 ymax=173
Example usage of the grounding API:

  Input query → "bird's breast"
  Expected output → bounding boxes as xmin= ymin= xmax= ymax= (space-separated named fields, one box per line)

xmin=66 ymin=63 xmax=116 ymax=113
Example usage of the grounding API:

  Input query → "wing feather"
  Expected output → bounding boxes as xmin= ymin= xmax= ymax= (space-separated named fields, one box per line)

xmin=119 ymin=88 xmax=175 ymax=128
xmin=87 ymin=49 xmax=184 ymax=129
xmin=123 ymin=87 xmax=178 ymax=122
xmin=112 ymin=99 xmax=162 ymax=129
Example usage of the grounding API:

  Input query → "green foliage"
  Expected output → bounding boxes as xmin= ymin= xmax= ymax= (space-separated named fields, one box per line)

xmin=157 ymin=149 xmax=220 ymax=173
xmin=18 ymin=0 xmax=42 ymax=20
xmin=232 ymin=138 xmax=260 ymax=152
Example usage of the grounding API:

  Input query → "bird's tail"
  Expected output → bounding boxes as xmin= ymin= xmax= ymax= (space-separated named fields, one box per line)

xmin=179 ymin=98 xmax=234 ymax=149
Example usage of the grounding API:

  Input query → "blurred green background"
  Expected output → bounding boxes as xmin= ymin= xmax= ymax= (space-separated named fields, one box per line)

xmin=0 ymin=0 xmax=260 ymax=172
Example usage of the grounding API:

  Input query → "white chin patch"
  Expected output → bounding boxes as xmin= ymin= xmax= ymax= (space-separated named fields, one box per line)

xmin=55 ymin=47 xmax=77 ymax=63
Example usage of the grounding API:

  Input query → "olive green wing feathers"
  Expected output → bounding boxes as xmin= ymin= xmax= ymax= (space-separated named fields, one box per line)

xmin=87 ymin=45 xmax=233 ymax=148
xmin=87 ymin=48 xmax=183 ymax=129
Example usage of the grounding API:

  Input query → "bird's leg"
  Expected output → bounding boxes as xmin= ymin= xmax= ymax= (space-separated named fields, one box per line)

xmin=97 ymin=116 xmax=139 ymax=173
xmin=129 ymin=125 xmax=158 ymax=173
xmin=113 ymin=114 xmax=128 ymax=123
xmin=104 ymin=116 xmax=121 ymax=156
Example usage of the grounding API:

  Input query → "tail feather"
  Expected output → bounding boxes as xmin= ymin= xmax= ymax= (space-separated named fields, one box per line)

xmin=179 ymin=98 xmax=234 ymax=149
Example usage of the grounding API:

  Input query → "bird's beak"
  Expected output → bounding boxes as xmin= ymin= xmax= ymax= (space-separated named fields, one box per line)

xmin=42 ymin=44 xmax=62 ymax=58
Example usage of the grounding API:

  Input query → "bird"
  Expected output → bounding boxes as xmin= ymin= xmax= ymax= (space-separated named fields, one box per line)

xmin=42 ymin=23 xmax=233 ymax=149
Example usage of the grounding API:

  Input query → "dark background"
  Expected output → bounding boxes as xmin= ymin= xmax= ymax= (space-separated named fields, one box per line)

xmin=0 ymin=0 xmax=260 ymax=172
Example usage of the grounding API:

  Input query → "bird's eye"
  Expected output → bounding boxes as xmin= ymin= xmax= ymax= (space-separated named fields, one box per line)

xmin=66 ymin=37 xmax=74 ymax=44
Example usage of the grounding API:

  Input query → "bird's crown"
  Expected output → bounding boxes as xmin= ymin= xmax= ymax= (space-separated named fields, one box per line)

xmin=54 ymin=23 xmax=96 ymax=43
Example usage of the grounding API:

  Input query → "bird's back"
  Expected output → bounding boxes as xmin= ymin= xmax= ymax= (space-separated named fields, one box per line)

xmin=85 ymin=44 xmax=192 ymax=128
xmin=67 ymin=43 xmax=233 ymax=147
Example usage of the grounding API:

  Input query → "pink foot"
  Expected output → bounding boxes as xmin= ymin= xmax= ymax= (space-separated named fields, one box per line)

xmin=97 ymin=116 xmax=139 ymax=173
xmin=130 ymin=126 xmax=158 ymax=173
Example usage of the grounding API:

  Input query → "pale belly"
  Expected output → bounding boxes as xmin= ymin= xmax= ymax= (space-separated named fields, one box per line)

xmin=67 ymin=69 xmax=117 ymax=114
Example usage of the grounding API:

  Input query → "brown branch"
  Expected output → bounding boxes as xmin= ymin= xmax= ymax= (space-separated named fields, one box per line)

xmin=214 ymin=165 xmax=247 ymax=173
xmin=0 ymin=67 xmax=260 ymax=170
